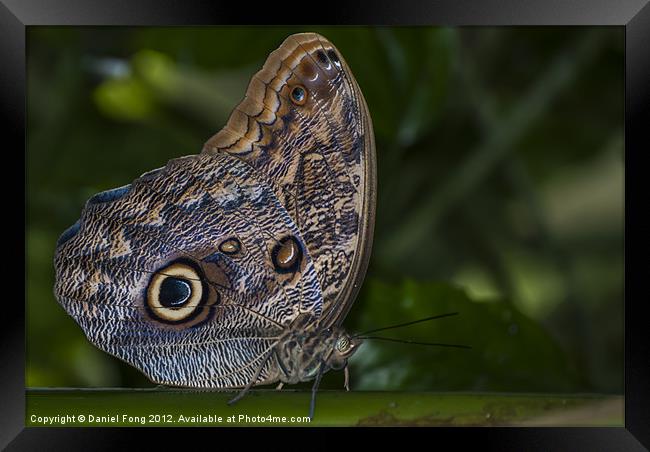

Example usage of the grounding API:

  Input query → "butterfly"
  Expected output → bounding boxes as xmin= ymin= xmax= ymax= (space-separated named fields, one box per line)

xmin=53 ymin=32 xmax=376 ymax=418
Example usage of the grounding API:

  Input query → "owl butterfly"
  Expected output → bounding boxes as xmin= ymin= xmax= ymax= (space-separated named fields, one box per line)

xmin=54 ymin=32 xmax=376 ymax=417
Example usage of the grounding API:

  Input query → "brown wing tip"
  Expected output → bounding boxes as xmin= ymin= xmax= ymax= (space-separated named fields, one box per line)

xmin=201 ymin=31 xmax=351 ymax=156
xmin=285 ymin=32 xmax=330 ymax=44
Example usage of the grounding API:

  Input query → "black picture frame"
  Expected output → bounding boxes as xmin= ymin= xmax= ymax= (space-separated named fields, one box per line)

xmin=6 ymin=0 xmax=649 ymax=448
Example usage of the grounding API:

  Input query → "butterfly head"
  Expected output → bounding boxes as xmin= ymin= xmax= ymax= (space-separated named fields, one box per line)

xmin=313 ymin=326 xmax=363 ymax=373
xmin=329 ymin=332 xmax=362 ymax=368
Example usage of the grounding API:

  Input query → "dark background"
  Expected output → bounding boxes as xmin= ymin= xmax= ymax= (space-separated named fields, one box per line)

xmin=26 ymin=26 xmax=623 ymax=394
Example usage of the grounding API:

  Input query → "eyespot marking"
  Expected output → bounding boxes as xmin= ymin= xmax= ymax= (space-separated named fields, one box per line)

xmin=290 ymin=85 xmax=307 ymax=106
xmin=145 ymin=260 xmax=211 ymax=324
xmin=271 ymin=236 xmax=303 ymax=273
xmin=316 ymin=50 xmax=328 ymax=65
xmin=327 ymin=49 xmax=341 ymax=67
xmin=159 ymin=277 xmax=192 ymax=308
xmin=219 ymin=238 xmax=242 ymax=255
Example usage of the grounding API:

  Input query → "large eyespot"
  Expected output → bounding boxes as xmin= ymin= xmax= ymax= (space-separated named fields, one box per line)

xmin=146 ymin=260 xmax=208 ymax=324
xmin=159 ymin=277 xmax=191 ymax=307
xmin=290 ymin=85 xmax=307 ymax=106
xmin=271 ymin=236 xmax=303 ymax=273
xmin=219 ymin=237 xmax=241 ymax=255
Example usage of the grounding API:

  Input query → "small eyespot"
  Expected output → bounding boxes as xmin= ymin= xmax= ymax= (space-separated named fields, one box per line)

xmin=290 ymin=85 xmax=307 ymax=106
xmin=219 ymin=238 xmax=241 ymax=255
xmin=316 ymin=50 xmax=329 ymax=65
xmin=327 ymin=50 xmax=341 ymax=68
xmin=271 ymin=236 xmax=303 ymax=273
xmin=146 ymin=260 xmax=208 ymax=324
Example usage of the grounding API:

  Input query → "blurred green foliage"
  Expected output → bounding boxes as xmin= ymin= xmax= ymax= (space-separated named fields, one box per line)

xmin=26 ymin=27 xmax=623 ymax=394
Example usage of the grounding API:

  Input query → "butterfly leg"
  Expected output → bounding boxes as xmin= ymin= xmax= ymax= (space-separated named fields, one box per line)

xmin=344 ymin=365 xmax=350 ymax=391
xmin=309 ymin=362 xmax=325 ymax=421
xmin=227 ymin=351 xmax=272 ymax=406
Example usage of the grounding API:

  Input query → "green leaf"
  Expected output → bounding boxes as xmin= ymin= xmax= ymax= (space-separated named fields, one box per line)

xmin=93 ymin=77 xmax=156 ymax=121
xmin=351 ymin=279 xmax=580 ymax=392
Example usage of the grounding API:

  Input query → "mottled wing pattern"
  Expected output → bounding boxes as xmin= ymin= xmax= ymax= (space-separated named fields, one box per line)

xmin=54 ymin=32 xmax=375 ymax=389
xmin=203 ymin=33 xmax=376 ymax=327
xmin=54 ymin=151 xmax=323 ymax=388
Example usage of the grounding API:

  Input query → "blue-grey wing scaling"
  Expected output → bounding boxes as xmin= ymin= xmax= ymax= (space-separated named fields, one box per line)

xmin=54 ymin=152 xmax=322 ymax=388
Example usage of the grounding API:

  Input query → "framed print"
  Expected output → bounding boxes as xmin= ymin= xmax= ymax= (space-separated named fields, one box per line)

xmin=5 ymin=0 xmax=650 ymax=448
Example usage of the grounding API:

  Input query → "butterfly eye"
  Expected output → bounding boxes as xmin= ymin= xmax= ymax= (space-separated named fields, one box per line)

xmin=146 ymin=261 xmax=207 ymax=324
xmin=271 ymin=236 xmax=303 ymax=273
xmin=336 ymin=337 xmax=350 ymax=352
xmin=219 ymin=238 xmax=241 ymax=255
xmin=290 ymin=85 xmax=307 ymax=106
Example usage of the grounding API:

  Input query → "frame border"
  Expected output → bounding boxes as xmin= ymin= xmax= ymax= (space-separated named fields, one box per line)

xmin=7 ymin=0 xmax=649 ymax=448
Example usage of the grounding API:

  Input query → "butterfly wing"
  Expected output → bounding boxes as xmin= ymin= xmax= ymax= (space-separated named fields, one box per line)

xmin=204 ymin=33 xmax=376 ymax=328
xmin=54 ymin=151 xmax=323 ymax=388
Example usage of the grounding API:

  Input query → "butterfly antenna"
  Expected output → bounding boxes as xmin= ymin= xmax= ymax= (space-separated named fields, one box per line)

xmin=357 ymin=336 xmax=471 ymax=349
xmin=353 ymin=312 xmax=460 ymax=338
